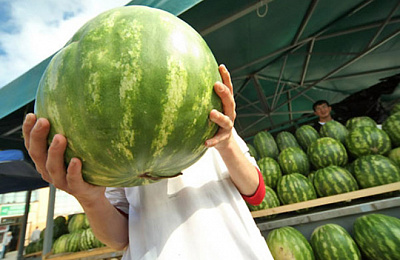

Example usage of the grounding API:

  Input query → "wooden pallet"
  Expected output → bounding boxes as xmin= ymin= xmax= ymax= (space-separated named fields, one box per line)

xmin=251 ymin=181 xmax=400 ymax=218
xmin=43 ymin=247 xmax=124 ymax=260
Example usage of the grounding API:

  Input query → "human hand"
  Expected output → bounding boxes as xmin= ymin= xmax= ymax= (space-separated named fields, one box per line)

xmin=23 ymin=114 xmax=105 ymax=204
xmin=205 ymin=64 xmax=236 ymax=151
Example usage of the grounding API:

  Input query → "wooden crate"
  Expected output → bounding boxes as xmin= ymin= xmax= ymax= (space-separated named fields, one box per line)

xmin=43 ymin=247 xmax=124 ymax=260
xmin=251 ymin=181 xmax=400 ymax=218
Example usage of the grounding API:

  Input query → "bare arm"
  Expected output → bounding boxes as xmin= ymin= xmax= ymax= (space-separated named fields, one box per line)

xmin=205 ymin=65 xmax=259 ymax=196
xmin=23 ymin=114 xmax=129 ymax=250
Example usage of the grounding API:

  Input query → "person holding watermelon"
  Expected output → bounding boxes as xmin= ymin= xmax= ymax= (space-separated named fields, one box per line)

xmin=23 ymin=65 xmax=273 ymax=259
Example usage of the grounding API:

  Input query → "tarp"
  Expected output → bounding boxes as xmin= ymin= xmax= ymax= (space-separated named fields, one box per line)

xmin=0 ymin=150 xmax=48 ymax=194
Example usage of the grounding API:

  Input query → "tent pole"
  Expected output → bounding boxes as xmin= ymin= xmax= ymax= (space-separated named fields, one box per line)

xmin=42 ymin=185 xmax=56 ymax=257
xmin=16 ymin=190 xmax=31 ymax=260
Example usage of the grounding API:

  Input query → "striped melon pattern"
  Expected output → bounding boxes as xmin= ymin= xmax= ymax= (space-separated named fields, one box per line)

xmin=35 ymin=6 xmax=221 ymax=187
xmin=295 ymin=125 xmax=320 ymax=150
xmin=276 ymin=131 xmax=301 ymax=152
xmin=382 ymin=112 xmax=400 ymax=147
xmin=345 ymin=126 xmax=392 ymax=158
xmin=308 ymin=137 xmax=348 ymax=169
xmin=388 ymin=147 xmax=400 ymax=167
xmin=276 ymin=173 xmax=317 ymax=209
xmin=353 ymin=213 xmax=400 ymax=260
xmin=353 ymin=154 xmax=400 ymax=188
xmin=52 ymin=234 xmax=70 ymax=254
xmin=266 ymin=226 xmax=315 ymax=260
xmin=246 ymin=143 xmax=258 ymax=160
xmin=345 ymin=116 xmax=376 ymax=130
xmin=278 ymin=147 xmax=310 ymax=176
xmin=253 ymin=131 xmax=279 ymax=159
xmin=80 ymin=228 xmax=105 ymax=251
xmin=313 ymin=166 xmax=358 ymax=197
xmin=320 ymin=120 xmax=348 ymax=144
xmin=247 ymin=185 xmax=280 ymax=216
xmin=391 ymin=103 xmax=400 ymax=115
xmin=66 ymin=230 xmax=84 ymax=253
xmin=311 ymin=224 xmax=361 ymax=260
xmin=257 ymin=157 xmax=282 ymax=189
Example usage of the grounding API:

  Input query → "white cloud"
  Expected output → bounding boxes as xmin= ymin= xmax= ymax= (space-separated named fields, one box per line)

xmin=0 ymin=0 xmax=131 ymax=87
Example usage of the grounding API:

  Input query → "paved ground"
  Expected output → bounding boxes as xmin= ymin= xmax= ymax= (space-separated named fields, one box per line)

xmin=3 ymin=251 xmax=17 ymax=260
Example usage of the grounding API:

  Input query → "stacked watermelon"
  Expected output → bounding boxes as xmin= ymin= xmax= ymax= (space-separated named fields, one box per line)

xmin=265 ymin=213 xmax=399 ymax=260
xmin=25 ymin=216 xmax=69 ymax=255
xmin=245 ymin=108 xmax=400 ymax=215
xmin=51 ymin=213 xmax=105 ymax=255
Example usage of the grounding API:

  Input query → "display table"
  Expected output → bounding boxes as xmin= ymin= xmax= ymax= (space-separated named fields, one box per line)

xmin=42 ymin=247 xmax=124 ymax=260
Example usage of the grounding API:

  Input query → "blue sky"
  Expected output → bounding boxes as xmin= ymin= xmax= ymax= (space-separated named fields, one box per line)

xmin=0 ymin=0 xmax=130 ymax=88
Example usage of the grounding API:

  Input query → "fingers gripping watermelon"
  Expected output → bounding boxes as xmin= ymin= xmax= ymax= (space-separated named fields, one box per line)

xmin=35 ymin=6 xmax=222 ymax=187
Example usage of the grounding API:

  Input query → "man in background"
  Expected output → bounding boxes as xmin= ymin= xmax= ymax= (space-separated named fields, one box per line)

xmin=312 ymin=100 xmax=333 ymax=132
xmin=30 ymin=226 xmax=41 ymax=242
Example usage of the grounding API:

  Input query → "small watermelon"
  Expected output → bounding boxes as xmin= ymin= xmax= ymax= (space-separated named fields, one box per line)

xmin=388 ymin=147 xmax=400 ymax=167
xmin=320 ymin=120 xmax=348 ymax=144
xmin=311 ymin=223 xmax=361 ymax=260
xmin=353 ymin=154 xmax=400 ymax=188
xmin=257 ymin=157 xmax=282 ymax=189
xmin=253 ymin=131 xmax=279 ymax=159
xmin=247 ymin=185 xmax=280 ymax=217
xmin=345 ymin=116 xmax=376 ymax=130
xmin=266 ymin=226 xmax=315 ymax=260
xmin=278 ymin=147 xmax=310 ymax=176
xmin=275 ymin=131 xmax=301 ymax=152
xmin=308 ymin=137 xmax=348 ymax=169
xmin=295 ymin=125 xmax=320 ymax=151
xmin=313 ymin=165 xmax=359 ymax=197
xmin=345 ymin=126 xmax=392 ymax=158
xmin=382 ymin=112 xmax=400 ymax=147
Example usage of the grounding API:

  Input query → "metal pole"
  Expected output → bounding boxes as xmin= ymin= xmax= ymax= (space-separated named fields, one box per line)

xmin=42 ymin=185 xmax=56 ymax=257
xmin=17 ymin=191 xmax=31 ymax=260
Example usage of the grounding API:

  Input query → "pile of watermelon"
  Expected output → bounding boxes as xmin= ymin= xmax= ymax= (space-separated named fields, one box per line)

xmin=25 ymin=213 xmax=105 ymax=256
xmin=265 ymin=213 xmax=400 ymax=260
xmin=246 ymin=104 xmax=400 ymax=214
xmin=52 ymin=213 xmax=105 ymax=254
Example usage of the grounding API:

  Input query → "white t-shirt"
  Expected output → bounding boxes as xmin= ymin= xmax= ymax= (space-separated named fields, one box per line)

xmin=105 ymin=130 xmax=273 ymax=260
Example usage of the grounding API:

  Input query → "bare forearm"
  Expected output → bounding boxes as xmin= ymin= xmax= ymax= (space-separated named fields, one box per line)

xmin=79 ymin=195 xmax=129 ymax=250
xmin=218 ymin=138 xmax=259 ymax=196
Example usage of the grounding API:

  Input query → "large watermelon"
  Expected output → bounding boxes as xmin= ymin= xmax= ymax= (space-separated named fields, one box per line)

xmin=276 ymin=173 xmax=317 ymax=211
xmin=345 ymin=116 xmax=376 ymax=130
xmin=382 ymin=112 xmax=400 ymax=147
xmin=34 ymin=6 xmax=222 ymax=187
xmin=266 ymin=226 xmax=315 ymax=260
xmin=353 ymin=213 xmax=400 ymax=260
xmin=319 ymin=120 xmax=348 ymax=144
xmin=388 ymin=147 xmax=400 ymax=167
xmin=257 ymin=157 xmax=282 ymax=189
xmin=247 ymin=185 xmax=280 ymax=216
xmin=307 ymin=137 xmax=348 ymax=169
xmin=295 ymin=125 xmax=320 ymax=151
xmin=313 ymin=165 xmax=358 ymax=197
xmin=275 ymin=131 xmax=301 ymax=152
xmin=311 ymin=223 xmax=361 ymax=260
xmin=353 ymin=154 xmax=400 ymax=188
xmin=345 ymin=126 xmax=392 ymax=158
xmin=278 ymin=147 xmax=310 ymax=176
xmin=253 ymin=131 xmax=279 ymax=159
